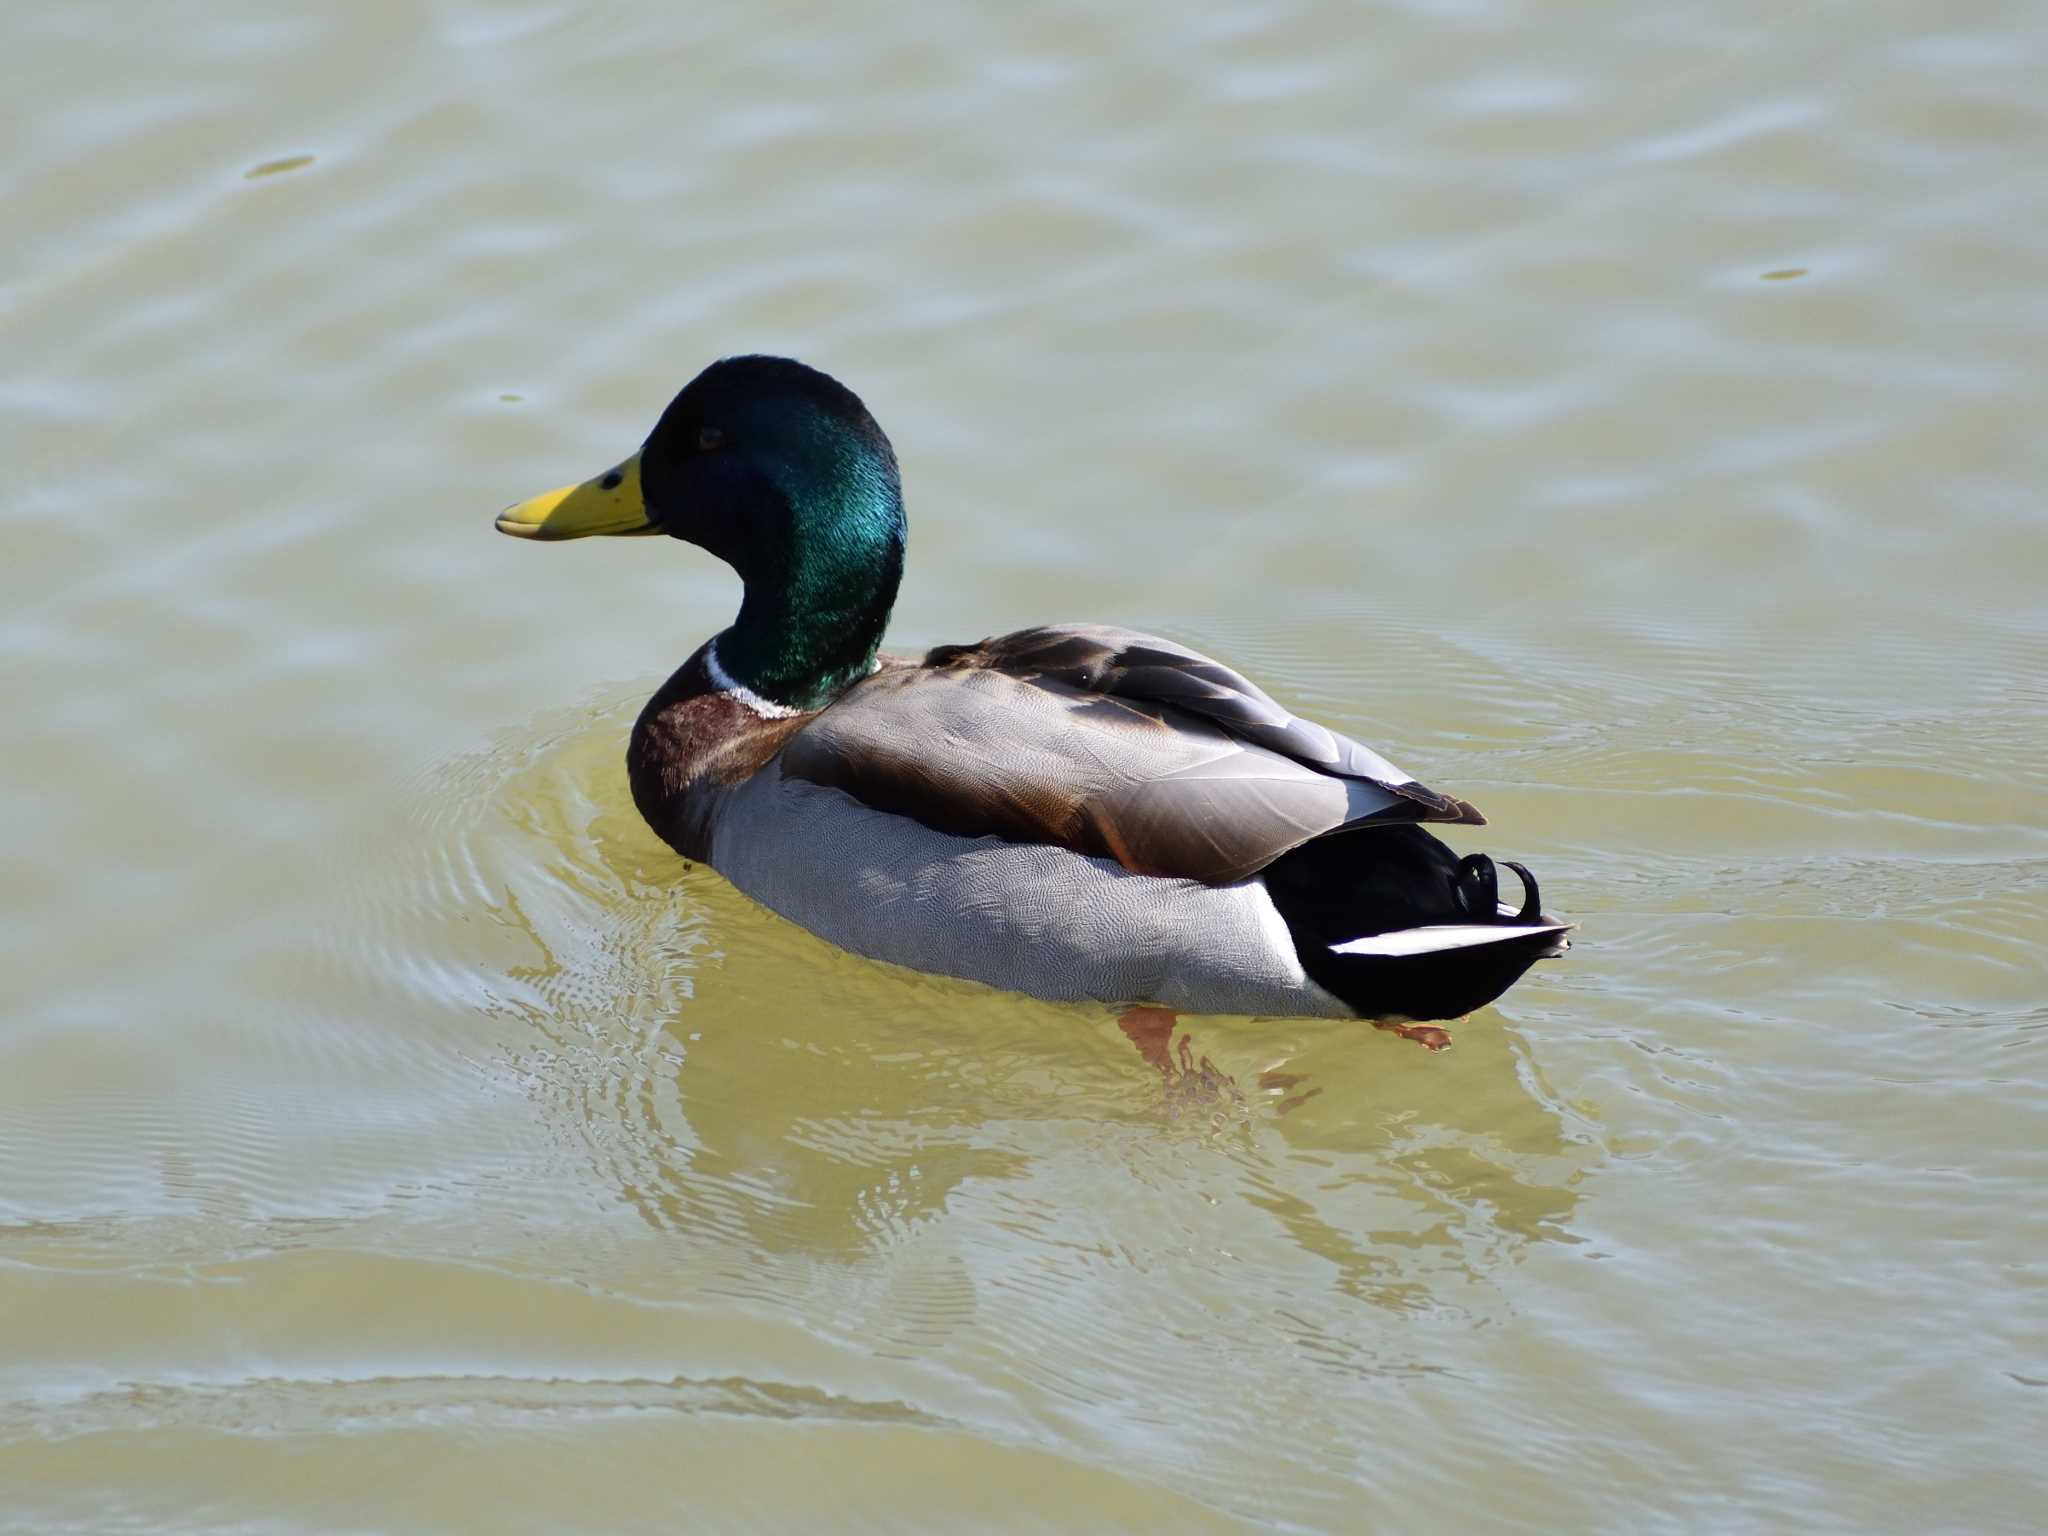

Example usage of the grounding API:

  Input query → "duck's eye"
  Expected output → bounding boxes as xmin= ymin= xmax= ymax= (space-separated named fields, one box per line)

xmin=697 ymin=426 xmax=726 ymax=451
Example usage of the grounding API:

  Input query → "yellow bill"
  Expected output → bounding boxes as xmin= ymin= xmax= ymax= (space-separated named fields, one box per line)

xmin=494 ymin=452 xmax=659 ymax=540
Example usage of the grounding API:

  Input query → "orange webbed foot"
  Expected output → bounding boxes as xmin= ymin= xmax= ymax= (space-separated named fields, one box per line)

xmin=1375 ymin=1019 xmax=1456 ymax=1052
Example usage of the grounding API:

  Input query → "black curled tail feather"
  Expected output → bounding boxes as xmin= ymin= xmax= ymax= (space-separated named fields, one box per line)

xmin=1455 ymin=853 xmax=1498 ymax=920
xmin=1501 ymin=860 xmax=1541 ymax=922
xmin=1456 ymin=855 xmax=1547 ymax=924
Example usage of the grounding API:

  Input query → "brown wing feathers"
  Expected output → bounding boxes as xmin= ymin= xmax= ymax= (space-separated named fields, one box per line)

xmin=933 ymin=626 xmax=1484 ymax=826
xmin=778 ymin=625 xmax=1485 ymax=885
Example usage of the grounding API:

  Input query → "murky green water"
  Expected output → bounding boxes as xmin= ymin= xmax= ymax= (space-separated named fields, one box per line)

xmin=4 ymin=2 xmax=2044 ymax=1531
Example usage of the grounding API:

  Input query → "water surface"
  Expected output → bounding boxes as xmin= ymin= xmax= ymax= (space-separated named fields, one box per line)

xmin=3 ymin=1 xmax=2044 ymax=1531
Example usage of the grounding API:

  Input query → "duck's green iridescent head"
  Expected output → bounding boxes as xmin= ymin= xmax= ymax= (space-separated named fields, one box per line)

xmin=497 ymin=355 xmax=907 ymax=711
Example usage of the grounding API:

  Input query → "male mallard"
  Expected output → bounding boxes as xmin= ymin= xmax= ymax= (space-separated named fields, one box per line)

xmin=496 ymin=356 xmax=1569 ymax=1023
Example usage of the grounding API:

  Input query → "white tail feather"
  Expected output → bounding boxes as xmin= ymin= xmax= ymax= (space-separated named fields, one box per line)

xmin=1331 ymin=923 xmax=1572 ymax=958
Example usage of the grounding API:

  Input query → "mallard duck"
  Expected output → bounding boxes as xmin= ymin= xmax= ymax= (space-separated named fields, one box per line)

xmin=496 ymin=356 xmax=1570 ymax=1023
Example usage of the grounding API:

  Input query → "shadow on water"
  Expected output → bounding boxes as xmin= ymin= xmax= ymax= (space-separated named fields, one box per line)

xmin=384 ymin=694 xmax=1593 ymax=1319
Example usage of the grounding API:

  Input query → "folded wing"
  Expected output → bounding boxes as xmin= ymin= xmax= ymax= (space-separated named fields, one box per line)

xmin=776 ymin=624 xmax=1485 ymax=886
